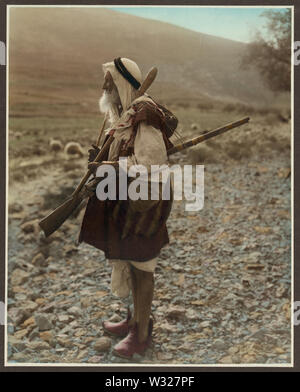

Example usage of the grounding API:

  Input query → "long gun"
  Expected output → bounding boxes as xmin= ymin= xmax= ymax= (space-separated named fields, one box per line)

xmin=167 ymin=117 xmax=250 ymax=155
xmin=39 ymin=67 xmax=158 ymax=237
xmin=39 ymin=116 xmax=250 ymax=237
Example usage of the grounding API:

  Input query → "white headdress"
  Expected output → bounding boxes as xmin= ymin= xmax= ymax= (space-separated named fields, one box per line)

xmin=102 ymin=58 xmax=142 ymax=113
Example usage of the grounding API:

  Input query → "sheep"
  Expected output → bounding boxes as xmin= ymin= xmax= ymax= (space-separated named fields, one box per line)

xmin=49 ymin=138 xmax=63 ymax=156
xmin=64 ymin=141 xmax=84 ymax=158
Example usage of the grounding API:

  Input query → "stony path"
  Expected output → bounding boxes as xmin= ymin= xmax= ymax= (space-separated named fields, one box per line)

xmin=7 ymin=150 xmax=291 ymax=365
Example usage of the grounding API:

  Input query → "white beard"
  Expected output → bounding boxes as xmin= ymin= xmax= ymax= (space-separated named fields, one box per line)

xmin=99 ymin=87 xmax=121 ymax=124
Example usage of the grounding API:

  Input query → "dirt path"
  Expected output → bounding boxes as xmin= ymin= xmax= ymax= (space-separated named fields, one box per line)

xmin=6 ymin=142 xmax=291 ymax=365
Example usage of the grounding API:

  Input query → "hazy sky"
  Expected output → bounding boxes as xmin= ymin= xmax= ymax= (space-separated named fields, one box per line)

xmin=109 ymin=6 xmax=288 ymax=43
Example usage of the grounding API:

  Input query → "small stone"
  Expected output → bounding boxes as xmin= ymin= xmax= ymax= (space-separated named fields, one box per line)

xmin=57 ymin=335 xmax=73 ymax=348
xmin=88 ymin=355 xmax=102 ymax=363
xmin=28 ymin=291 xmax=40 ymax=301
xmin=108 ymin=314 xmax=122 ymax=323
xmin=21 ymin=316 xmax=36 ymax=328
xmin=11 ymin=269 xmax=29 ymax=286
xmin=15 ymin=293 xmax=27 ymax=302
xmin=35 ymin=314 xmax=53 ymax=331
xmin=14 ymin=328 xmax=29 ymax=340
xmin=178 ymin=343 xmax=194 ymax=353
xmin=200 ymin=321 xmax=210 ymax=328
xmin=157 ymin=352 xmax=173 ymax=361
xmin=60 ymin=325 xmax=73 ymax=335
xmin=249 ymin=328 xmax=266 ymax=340
xmin=74 ymin=328 xmax=87 ymax=337
xmin=246 ymin=263 xmax=264 ymax=271
xmin=275 ymin=284 xmax=287 ymax=298
xmin=166 ymin=306 xmax=186 ymax=320
xmin=81 ymin=297 xmax=93 ymax=308
xmin=69 ymin=320 xmax=80 ymax=328
xmin=32 ymin=253 xmax=47 ymax=267
xmin=21 ymin=301 xmax=39 ymax=314
xmin=91 ymin=311 xmax=105 ymax=320
xmin=228 ymin=346 xmax=239 ymax=355
xmin=39 ymin=302 xmax=56 ymax=313
xmin=28 ymin=327 xmax=40 ymax=341
xmin=7 ymin=324 xmax=15 ymax=334
xmin=278 ymin=354 xmax=289 ymax=361
xmin=94 ymin=337 xmax=111 ymax=352
xmin=9 ymin=202 xmax=23 ymax=214
xmin=94 ymin=290 xmax=109 ymax=299
xmin=39 ymin=331 xmax=54 ymax=344
xmin=242 ymin=354 xmax=256 ymax=363
xmin=11 ymin=352 xmax=29 ymax=362
xmin=190 ymin=300 xmax=205 ymax=306
xmin=84 ymin=337 xmax=95 ymax=345
xmin=186 ymin=309 xmax=200 ymax=320
xmin=57 ymin=314 xmax=70 ymax=323
xmin=20 ymin=220 xmax=38 ymax=234
xmin=219 ymin=355 xmax=233 ymax=364
xmin=8 ymin=337 xmax=26 ymax=352
xmin=157 ymin=322 xmax=178 ymax=333
xmin=35 ymin=298 xmax=47 ymax=305
xmin=212 ymin=339 xmax=227 ymax=350
xmin=76 ymin=349 xmax=89 ymax=361
xmin=26 ymin=340 xmax=51 ymax=351
xmin=132 ymin=353 xmax=143 ymax=361
xmin=8 ymin=308 xmax=27 ymax=326
xmin=231 ymin=355 xmax=242 ymax=363
xmin=202 ymin=327 xmax=213 ymax=336
xmin=68 ymin=306 xmax=82 ymax=317
xmin=7 ymin=297 xmax=16 ymax=307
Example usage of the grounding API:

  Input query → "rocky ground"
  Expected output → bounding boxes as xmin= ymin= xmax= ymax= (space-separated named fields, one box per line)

xmin=6 ymin=119 xmax=291 ymax=366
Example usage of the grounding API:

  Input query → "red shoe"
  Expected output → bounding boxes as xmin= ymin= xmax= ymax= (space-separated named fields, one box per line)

xmin=113 ymin=320 xmax=153 ymax=359
xmin=102 ymin=309 xmax=131 ymax=338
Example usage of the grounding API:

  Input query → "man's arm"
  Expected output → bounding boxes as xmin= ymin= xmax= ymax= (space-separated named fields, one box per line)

xmin=129 ymin=122 xmax=168 ymax=170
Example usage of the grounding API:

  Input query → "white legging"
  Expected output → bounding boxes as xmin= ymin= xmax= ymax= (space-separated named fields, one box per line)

xmin=108 ymin=258 xmax=157 ymax=298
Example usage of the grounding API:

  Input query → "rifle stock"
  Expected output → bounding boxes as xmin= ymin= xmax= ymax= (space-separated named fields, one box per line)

xmin=39 ymin=134 xmax=115 ymax=237
xmin=39 ymin=195 xmax=82 ymax=237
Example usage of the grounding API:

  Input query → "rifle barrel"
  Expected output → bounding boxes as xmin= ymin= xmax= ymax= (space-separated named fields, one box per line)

xmin=167 ymin=117 xmax=250 ymax=155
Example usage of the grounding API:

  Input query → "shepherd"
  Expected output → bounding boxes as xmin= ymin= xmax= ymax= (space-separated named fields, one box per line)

xmin=78 ymin=57 xmax=177 ymax=359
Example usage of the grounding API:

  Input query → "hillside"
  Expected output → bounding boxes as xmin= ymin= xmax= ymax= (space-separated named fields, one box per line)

xmin=8 ymin=6 xmax=278 ymax=118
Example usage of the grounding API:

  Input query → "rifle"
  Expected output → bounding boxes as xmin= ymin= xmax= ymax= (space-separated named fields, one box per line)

xmin=167 ymin=117 xmax=250 ymax=155
xmin=39 ymin=116 xmax=250 ymax=237
xmin=39 ymin=67 xmax=158 ymax=237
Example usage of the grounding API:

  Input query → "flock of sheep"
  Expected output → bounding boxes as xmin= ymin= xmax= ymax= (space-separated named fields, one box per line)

xmin=49 ymin=138 xmax=85 ymax=158
xmin=13 ymin=122 xmax=201 ymax=160
xmin=10 ymin=130 xmax=86 ymax=159
xmin=50 ymin=123 xmax=201 ymax=158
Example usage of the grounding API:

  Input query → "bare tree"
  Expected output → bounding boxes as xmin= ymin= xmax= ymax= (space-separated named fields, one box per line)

xmin=242 ymin=9 xmax=291 ymax=92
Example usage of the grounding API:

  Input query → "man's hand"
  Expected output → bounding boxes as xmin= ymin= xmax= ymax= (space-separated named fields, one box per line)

xmin=82 ymin=177 xmax=101 ymax=198
xmin=88 ymin=144 xmax=100 ymax=163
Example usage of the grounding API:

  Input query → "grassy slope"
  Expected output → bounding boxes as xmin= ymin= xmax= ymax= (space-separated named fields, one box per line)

xmin=8 ymin=7 xmax=290 ymax=165
xmin=9 ymin=7 xmax=278 ymax=113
